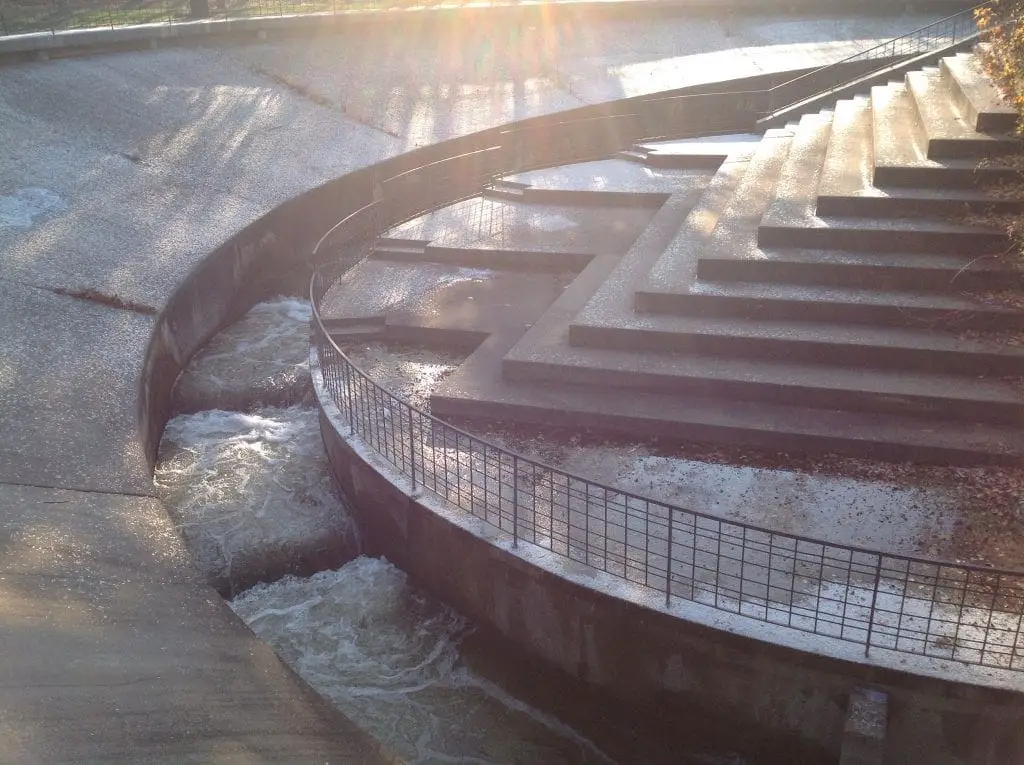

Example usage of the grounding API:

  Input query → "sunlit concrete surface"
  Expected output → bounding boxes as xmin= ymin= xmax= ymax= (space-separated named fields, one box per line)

xmin=0 ymin=8 xmax=954 ymax=762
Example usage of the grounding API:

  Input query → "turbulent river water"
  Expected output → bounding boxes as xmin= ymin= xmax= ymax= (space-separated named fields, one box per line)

xmin=155 ymin=298 xmax=756 ymax=765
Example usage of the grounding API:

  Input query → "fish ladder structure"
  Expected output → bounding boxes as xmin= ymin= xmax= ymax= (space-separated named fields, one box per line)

xmin=311 ymin=32 xmax=1024 ymax=765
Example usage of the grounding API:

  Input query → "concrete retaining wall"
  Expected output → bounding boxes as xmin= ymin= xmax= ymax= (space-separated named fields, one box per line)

xmin=0 ymin=2 xmax=979 ymax=64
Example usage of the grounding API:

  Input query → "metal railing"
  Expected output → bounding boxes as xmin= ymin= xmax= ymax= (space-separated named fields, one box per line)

xmin=764 ymin=2 xmax=988 ymax=117
xmin=310 ymin=201 xmax=1024 ymax=674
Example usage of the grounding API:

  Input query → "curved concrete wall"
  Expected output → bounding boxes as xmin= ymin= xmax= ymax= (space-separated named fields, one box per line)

xmin=316 ymin=376 xmax=1024 ymax=765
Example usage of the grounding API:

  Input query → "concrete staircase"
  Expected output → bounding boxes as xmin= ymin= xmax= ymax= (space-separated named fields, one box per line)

xmin=428 ymin=51 xmax=1024 ymax=465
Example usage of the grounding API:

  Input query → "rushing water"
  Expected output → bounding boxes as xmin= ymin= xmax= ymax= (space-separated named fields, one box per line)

xmin=155 ymin=298 xmax=757 ymax=765
xmin=172 ymin=297 xmax=315 ymax=414
xmin=155 ymin=406 xmax=357 ymax=593
xmin=230 ymin=559 xmax=622 ymax=765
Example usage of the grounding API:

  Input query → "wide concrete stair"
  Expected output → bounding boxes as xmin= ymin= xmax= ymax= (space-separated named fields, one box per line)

xmin=430 ymin=50 xmax=1024 ymax=465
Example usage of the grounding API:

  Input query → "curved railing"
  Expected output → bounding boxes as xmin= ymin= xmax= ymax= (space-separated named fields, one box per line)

xmin=310 ymin=114 xmax=1024 ymax=675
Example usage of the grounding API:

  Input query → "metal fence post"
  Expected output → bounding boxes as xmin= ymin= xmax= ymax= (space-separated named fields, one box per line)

xmin=408 ymin=406 xmax=416 ymax=494
xmin=512 ymin=454 xmax=519 ymax=548
xmin=865 ymin=554 xmax=884 ymax=657
xmin=665 ymin=508 xmax=673 ymax=609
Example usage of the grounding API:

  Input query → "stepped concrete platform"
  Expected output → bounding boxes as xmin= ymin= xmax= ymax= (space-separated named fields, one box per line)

xmin=871 ymin=81 xmax=1020 ymax=187
xmin=620 ymin=133 xmax=761 ymax=169
xmin=426 ymin=50 xmax=1024 ymax=464
xmin=818 ymin=95 xmax=1024 ymax=216
xmin=319 ymin=259 xmax=574 ymax=348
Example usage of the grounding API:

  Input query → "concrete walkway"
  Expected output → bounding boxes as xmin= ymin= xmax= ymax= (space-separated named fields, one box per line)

xmin=0 ymin=10 xmax=950 ymax=762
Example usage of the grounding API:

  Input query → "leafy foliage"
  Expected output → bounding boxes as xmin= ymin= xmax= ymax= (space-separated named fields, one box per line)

xmin=976 ymin=0 xmax=1024 ymax=129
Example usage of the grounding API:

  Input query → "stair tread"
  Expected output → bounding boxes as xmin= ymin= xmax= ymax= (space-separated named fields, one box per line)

xmin=942 ymin=53 xmax=1018 ymax=131
xmin=817 ymin=96 xmax=873 ymax=199
xmin=432 ymin=366 xmax=1024 ymax=460
xmin=638 ymin=134 xmax=761 ymax=156
xmin=761 ymin=112 xmax=833 ymax=224
xmin=906 ymin=68 xmax=1020 ymax=151
xmin=507 ymin=344 xmax=1024 ymax=406
xmin=762 ymin=209 xmax=1001 ymax=234
xmin=683 ymin=280 xmax=1021 ymax=314
xmin=700 ymin=247 xmax=1014 ymax=273
xmin=573 ymin=310 xmax=1024 ymax=359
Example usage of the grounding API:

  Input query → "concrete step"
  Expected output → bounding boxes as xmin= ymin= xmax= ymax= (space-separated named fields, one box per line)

xmin=485 ymin=186 xmax=669 ymax=208
xmin=757 ymin=213 xmax=1006 ymax=254
xmin=370 ymin=242 xmax=593 ymax=271
xmin=906 ymin=68 xmax=1021 ymax=160
xmin=817 ymin=95 xmax=1024 ymax=217
xmin=818 ymin=186 xmax=1024 ymax=218
xmin=759 ymin=112 xmax=833 ymax=226
xmin=431 ymin=373 xmax=1024 ymax=465
xmin=326 ymin=324 xmax=386 ymax=342
xmin=697 ymin=249 xmax=1017 ymax=293
xmin=941 ymin=53 xmax=1019 ymax=134
xmin=621 ymin=134 xmax=760 ymax=170
xmin=636 ymin=281 xmax=1024 ymax=331
xmin=816 ymin=96 xmax=874 ymax=212
xmin=871 ymin=82 xmax=1019 ymax=188
xmin=619 ymin=145 xmax=727 ymax=170
xmin=758 ymin=92 xmax=1007 ymax=253
xmin=636 ymin=129 xmax=793 ymax=302
xmin=503 ymin=345 xmax=1024 ymax=425
xmin=568 ymin=314 xmax=1024 ymax=376
xmin=484 ymin=179 xmax=529 ymax=200
xmin=371 ymin=237 xmax=430 ymax=258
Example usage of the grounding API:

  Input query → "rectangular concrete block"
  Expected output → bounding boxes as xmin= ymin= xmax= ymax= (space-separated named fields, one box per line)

xmin=839 ymin=687 xmax=888 ymax=765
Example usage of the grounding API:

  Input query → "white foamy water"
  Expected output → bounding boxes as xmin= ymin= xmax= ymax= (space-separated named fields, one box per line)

xmin=230 ymin=557 xmax=618 ymax=765
xmin=154 ymin=406 xmax=357 ymax=592
xmin=173 ymin=296 xmax=314 ymax=413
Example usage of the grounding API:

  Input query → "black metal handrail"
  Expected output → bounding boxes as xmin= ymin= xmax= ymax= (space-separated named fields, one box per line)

xmin=309 ymin=183 xmax=1024 ymax=674
xmin=764 ymin=2 xmax=989 ymax=117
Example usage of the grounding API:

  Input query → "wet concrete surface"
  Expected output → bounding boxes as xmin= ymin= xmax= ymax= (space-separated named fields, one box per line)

xmin=389 ymin=197 xmax=658 ymax=252
xmin=506 ymin=159 xmax=712 ymax=194
xmin=0 ymin=280 xmax=154 ymax=494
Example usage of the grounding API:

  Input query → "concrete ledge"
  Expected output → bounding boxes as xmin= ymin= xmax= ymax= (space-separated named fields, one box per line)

xmin=1 ymin=0 xmax=979 ymax=63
